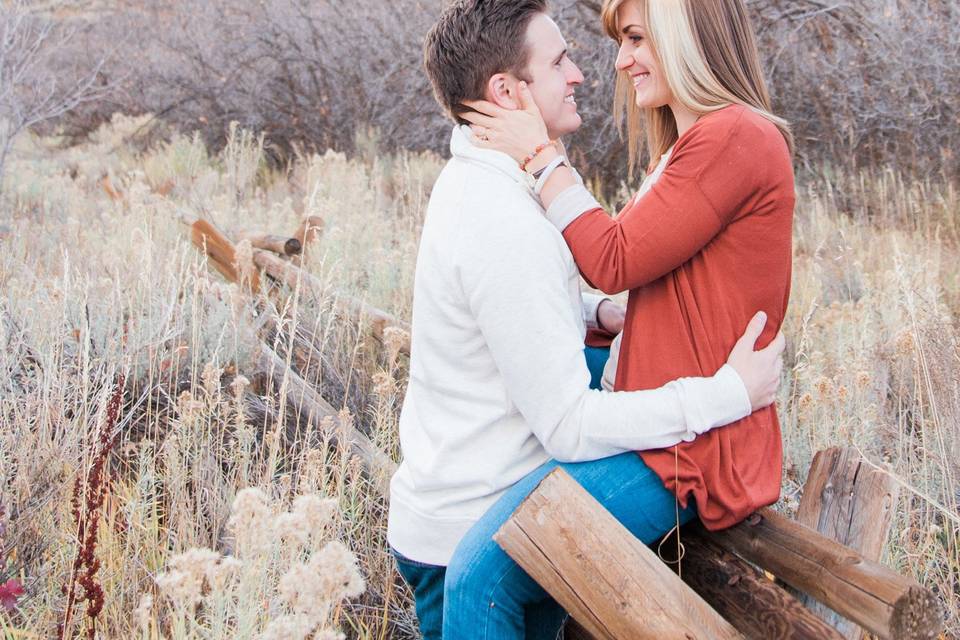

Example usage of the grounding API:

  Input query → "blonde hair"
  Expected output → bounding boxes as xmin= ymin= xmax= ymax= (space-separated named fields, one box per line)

xmin=601 ymin=0 xmax=793 ymax=174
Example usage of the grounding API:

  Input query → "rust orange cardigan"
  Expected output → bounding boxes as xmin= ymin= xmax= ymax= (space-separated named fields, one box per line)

xmin=563 ymin=105 xmax=795 ymax=530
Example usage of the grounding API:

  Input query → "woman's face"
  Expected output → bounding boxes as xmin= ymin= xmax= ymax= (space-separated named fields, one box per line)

xmin=614 ymin=2 xmax=673 ymax=109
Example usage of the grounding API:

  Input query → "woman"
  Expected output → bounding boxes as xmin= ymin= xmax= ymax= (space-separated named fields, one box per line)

xmin=449 ymin=0 xmax=795 ymax=634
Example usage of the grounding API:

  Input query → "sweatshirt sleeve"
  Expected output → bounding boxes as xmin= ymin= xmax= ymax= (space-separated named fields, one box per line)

xmin=545 ymin=109 xmax=760 ymax=295
xmin=458 ymin=213 xmax=752 ymax=463
xmin=581 ymin=292 xmax=608 ymax=330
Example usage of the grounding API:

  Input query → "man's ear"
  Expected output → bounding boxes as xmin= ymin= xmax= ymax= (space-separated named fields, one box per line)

xmin=485 ymin=73 xmax=520 ymax=110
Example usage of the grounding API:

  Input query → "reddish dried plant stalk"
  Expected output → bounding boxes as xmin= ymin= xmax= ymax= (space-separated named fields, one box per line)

xmin=59 ymin=375 xmax=125 ymax=640
xmin=0 ymin=504 xmax=24 ymax=612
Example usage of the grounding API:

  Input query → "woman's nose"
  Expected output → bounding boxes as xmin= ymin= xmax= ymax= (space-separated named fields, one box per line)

xmin=615 ymin=45 xmax=634 ymax=71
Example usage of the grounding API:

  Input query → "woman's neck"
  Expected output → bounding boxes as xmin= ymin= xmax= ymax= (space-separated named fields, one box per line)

xmin=669 ymin=100 xmax=700 ymax=139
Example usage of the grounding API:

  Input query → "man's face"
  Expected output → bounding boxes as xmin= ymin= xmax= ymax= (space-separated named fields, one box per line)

xmin=520 ymin=14 xmax=584 ymax=140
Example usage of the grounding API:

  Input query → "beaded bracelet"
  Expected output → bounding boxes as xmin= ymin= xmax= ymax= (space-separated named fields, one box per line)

xmin=519 ymin=139 xmax=558 ymax=173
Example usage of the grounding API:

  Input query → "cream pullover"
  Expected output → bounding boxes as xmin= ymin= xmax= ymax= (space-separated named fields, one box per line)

xmin=386 ymin=127 xmax=751 ymax=565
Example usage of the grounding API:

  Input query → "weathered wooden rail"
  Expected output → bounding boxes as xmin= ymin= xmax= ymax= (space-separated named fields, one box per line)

xmin=497 ymin=449 xmax=943 ymax=640
xmin=177 ymin=212 xmax=944 ymax=639
xmin=177 ymin=212 xmax=402 ymax=491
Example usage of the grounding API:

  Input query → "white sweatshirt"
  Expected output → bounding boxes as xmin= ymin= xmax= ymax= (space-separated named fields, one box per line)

xmin=386 ymin=127 xmax=751 ymax=565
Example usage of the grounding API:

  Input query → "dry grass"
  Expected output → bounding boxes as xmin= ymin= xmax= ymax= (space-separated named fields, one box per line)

xmin=0 ymin=115 xmax=956 ymax=638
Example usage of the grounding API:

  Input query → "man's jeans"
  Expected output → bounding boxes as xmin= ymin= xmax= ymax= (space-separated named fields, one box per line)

xmin=393 ymin=548 xmax=567 ymax=640
xmin=392 ymin=347 xmax=696 ymax=639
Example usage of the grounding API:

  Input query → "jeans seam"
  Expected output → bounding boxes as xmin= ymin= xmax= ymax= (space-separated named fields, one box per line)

xmin=477 ymin=555 xmax=526 ymax=640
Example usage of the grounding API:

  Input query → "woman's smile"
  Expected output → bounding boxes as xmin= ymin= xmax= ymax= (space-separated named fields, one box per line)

xmin=631 ymin=72 xmax=651 ymax=88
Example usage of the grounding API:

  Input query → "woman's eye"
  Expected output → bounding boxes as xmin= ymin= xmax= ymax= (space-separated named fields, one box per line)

xmin=629 ymin=35 xmax=643 ymax=44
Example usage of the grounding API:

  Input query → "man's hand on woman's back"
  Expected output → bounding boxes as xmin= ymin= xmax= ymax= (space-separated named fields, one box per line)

xmin=726 ymin=312 xmax=786 ymax=412
xmin=597 ymin=299 xmax=626 ymax=335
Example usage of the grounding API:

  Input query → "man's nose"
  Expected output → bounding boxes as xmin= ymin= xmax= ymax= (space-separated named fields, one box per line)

xmin=568 ymin=62 xmax=585 ymax=85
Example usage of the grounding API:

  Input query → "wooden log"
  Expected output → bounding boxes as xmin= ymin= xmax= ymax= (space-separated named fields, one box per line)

xmin=679 ymin=531 xmax=844 ymax=640
xmin=794 ymin=447 xmax=901 ymax=639
xmin=561 ymin=533 xmax=845 ymax=640
xmin=562 ymin=619 xmax=596 ymax=640
xmin=702 ymin=509 xmax=943 ymax=640
xmin=255 ymin=345 xmax=396 ymax=495
xmin=246 ymin=234 xmax=302 ymax=256
xmin=252 ymin=249 xmax=410 ymax=355
xmin=494 ymin=468 xmax=742 ymax=640
xmin=188 ymin=218 xmax=261 ymax=292
xmin=293 ymin=215 xmax=325 ymax=249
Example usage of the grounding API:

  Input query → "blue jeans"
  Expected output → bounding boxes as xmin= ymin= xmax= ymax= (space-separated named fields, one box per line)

xmin=392 ymin=550 xmax=446 ymax=640
xmin=441 ymin=453 xmax=696 ymax=639
xmin=393 ymin=549 xmax=568 ymax=640
xmin=391 ymin=347 xmax=695 ymax=639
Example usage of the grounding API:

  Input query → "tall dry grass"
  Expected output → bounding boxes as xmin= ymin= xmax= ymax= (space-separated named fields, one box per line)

xmin=0 ymin=116 xmax=956 ymax=637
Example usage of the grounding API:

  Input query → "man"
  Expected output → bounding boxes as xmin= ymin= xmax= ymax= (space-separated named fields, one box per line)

xmin=387 ymin=1 xmax=783 ymax=637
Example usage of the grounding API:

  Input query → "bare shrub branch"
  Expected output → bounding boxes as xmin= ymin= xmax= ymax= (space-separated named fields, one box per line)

xmin=0 ymin=0 xmax=112 ymax=194
xmin=46 ymin=0 xmax=960 ymax=186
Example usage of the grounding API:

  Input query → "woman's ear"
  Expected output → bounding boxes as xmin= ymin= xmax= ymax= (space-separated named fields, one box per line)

xmin=485 ymin=74 xmax=520 ymax=110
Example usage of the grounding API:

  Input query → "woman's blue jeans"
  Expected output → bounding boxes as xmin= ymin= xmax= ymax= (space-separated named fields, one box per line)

xmin=392 ymin=346 xmax=696 ymax=639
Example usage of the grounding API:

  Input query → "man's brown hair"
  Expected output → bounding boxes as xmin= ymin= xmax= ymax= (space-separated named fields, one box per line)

xmin=424 ymin=0 xmax=547 ymax=125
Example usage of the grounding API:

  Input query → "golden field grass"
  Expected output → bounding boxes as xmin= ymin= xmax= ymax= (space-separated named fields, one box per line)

xmin=0 ymin=114 xmax=957 ymax=638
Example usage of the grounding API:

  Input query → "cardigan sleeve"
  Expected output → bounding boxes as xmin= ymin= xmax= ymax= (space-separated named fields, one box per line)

xmin=546 ymin=110 xmax=762 ymax=295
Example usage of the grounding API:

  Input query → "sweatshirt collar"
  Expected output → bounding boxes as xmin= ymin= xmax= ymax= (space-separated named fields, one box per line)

xmin=449 ymin=125 xmax=536 ymax=192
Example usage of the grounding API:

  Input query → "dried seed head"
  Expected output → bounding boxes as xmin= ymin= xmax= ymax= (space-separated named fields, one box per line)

xmin=133 ymin=593 xmax=153 ymax=630
xmin=260 ymin=613 xmax=313 ymax=640
xmin=292 ymin=495 xmax=337 ymax=535
xmin=814 ymin=376 xmax=834 ymax=397
xmin=202 ymin=361 xmax=223 ymax=396
xmin=230 ymin=375 xmax=250 ymax=400
xmin=894 ymin=329 xmax=915 ymax=357
xmin=233 ymin=239 xmax=256 ymax=283
xmin=273 ymin=511 xmax=310 ymax=549
xmin=382 ymin=326 xmax=409 ymax=365
xmin=309 ymin=540 xmax=365 ymax=603
xmin=372 ymin=371 xmax=395 ymax=396
xmin=228 ymin=488 xmax=273 ymax=554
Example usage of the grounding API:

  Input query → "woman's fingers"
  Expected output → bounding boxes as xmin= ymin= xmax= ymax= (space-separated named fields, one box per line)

xmin=461 ymin=99 xmax=508 ymax=118
xmin=458 ymin=110 xmax=498 ymax=129
xmin=516 ymin=81 xmax=541 ymax=116
xmin=468 ymin=125 xmax=493 ymax=147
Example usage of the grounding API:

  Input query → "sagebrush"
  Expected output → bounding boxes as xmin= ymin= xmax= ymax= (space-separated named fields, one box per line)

xmin=0 ymin=118 xmax=957 ymax=637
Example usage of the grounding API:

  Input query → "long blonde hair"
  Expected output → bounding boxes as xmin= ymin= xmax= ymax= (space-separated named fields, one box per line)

xmin=601 ymin=0 xmax=793 ymax=174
